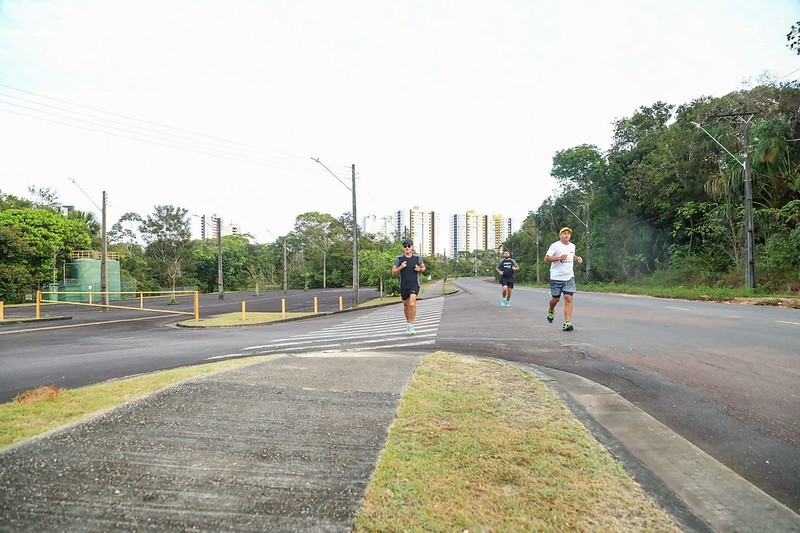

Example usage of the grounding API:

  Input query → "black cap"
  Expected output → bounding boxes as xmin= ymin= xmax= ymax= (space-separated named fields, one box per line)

xmin=402 ymin=239 xmax=413 ymax=246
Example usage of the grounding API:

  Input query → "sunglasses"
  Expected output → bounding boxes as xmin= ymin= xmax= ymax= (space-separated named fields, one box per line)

xmin=403 ymin=244 xmax=411 ymax=248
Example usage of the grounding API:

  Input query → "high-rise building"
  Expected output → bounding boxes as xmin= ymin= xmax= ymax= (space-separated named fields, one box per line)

xmin=407 ymin=206 xmax=441 ymax=257
xmin=197 ymin=214 xmax=241 ymax=240
xmin=449 ymin=210 xmax=514 ymax=255
xmin=361 ymin=213 xmax=397 ymax=241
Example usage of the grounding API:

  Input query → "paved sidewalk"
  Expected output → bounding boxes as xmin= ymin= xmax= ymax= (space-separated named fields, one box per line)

xmin=0 ymin=352 xmax=421 ymax=531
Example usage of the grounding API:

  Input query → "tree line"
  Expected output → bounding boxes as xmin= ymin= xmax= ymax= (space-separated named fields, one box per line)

xmin=2 ymin=81 xmax=799 ymax=304
xmin=506 ymin=82 xmax=800 ymax=294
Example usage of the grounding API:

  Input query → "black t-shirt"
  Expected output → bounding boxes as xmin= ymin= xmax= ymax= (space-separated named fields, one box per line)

xmin=497 ymin=258 xmax=518 ymax=279
xmin=394 ymin=253 xmax=424 ymax=290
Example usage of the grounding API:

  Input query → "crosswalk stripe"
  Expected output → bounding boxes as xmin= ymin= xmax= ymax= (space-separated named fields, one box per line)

xmin=232 ymin=298 xmax=443 ymax=358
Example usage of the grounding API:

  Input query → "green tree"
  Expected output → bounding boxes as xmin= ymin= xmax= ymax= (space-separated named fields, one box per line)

xmin=551 ymin=144 xmax=607 ymax=278
xmin=0 ymin=209 xmax=92 ymax=302
xmin=360 ymin=248 xmax=398 ymax=295
xmin=138 ymin=205 xmax=192 ymax=295
xmin=0 ymin=190 xmax=34 ymax=210
xmin=788 ymin=21 xmax=800 ymax=55
xmin=108 ymin=212 xmax=143 ymax=253
xmin=0 ymin=224 xmax=35 ymax=303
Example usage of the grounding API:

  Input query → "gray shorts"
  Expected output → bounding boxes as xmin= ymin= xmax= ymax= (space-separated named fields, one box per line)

xmin=550 ymin=277 xmax=576 ymax=298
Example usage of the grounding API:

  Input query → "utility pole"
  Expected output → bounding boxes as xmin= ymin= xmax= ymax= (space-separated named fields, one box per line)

xmin=692 ymin=113 xmax=756 ymax=289
xmin=351 ymin=164 xmax=359 ymax=308
xmin=564 ymin=204 xmax=590 ymax=281
xmin=217 ymin=216 xmax=224 ymax=299
xmin=742 ymin=118 xmax=755 ymax=290
xmin=101 ymin=190 xmax=109 ymax=309
xmin=311 ymin=157 xmax=359 ymax=308
xmin=282 ymin=238 xmax=288 ymax=293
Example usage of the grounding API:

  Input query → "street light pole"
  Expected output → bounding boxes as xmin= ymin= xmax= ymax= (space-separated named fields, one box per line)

xmin=68 ymin=178 xmax=108 ymax=310
xmin=266 ymin=229 xmax=288 ymax=293
xmin=564 ymin=204 xmax=590 ymax=280
xmin=216 ymin=216 xmax=224 ymax=299
xmin=101 ymin=190 xmax=108 ymax=308
xmin=305 ymin=238 xmax=328 ymax=289
xmin=691 ymin=116 xmax=756 ymax=289
xmin=311 ymin=157 xmax=359 ymax=308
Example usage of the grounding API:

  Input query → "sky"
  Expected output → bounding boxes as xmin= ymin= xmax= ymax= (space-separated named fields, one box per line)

xmin=1 ymin=0 xmax=798 ymax=245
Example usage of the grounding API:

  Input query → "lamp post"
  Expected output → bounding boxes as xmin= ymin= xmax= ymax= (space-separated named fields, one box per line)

xmin=305 ymin=237 xmax=328 ymax=289
xmin=563 ymin=204 xmax=590 ymax=281
xmin=311 ymin=157 xmax=359 ymax=308
xmin=266 ymin=229 xmax=288 ymax=293
xmin=691 ymin=117 xmax=755 ymax=289
xmin=216 ymin=216 xmax=224 ymax=299
xmin=519 ymin=226 xmax=541 ymax=283
xmin=68 ymin=178 xmax=108 ymax=310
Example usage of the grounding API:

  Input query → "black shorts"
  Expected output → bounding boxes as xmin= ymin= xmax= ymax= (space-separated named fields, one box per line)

xmin=400 ymin=286 xmax=420 ymax=301
xmin=500 ymin=277 xmax=514 ymax=288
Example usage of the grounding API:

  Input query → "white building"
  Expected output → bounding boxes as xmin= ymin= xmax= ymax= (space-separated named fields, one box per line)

xmin=196 ymin=214 xmax=242 ymax=240
xmin=361 ymin=213 xmax=397 ymax=241
xmin=449 ymin=210 xmax=514 ymax=255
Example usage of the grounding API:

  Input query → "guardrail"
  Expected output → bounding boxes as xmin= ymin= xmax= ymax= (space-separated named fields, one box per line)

xmin=36 ymin=291 xmax=200 ymax=321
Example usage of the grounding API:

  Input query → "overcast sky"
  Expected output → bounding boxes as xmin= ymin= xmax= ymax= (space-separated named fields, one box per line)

xmin=1 ymin=0 xmax=798 ymax=244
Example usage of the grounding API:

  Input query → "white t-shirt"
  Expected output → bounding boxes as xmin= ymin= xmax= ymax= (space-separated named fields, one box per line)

xmin=547 ymin=240 xmax=576 ymax=281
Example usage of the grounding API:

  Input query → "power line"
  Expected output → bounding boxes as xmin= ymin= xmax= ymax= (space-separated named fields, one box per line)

xmin=0 ymin=83 xmax=335 ymax=175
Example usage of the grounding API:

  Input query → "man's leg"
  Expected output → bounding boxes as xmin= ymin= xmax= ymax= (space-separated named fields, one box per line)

xmin=506 ymin=286 xmax=513 ymax=303
xmin=404 ymin=294 xmax=417 ymax=324
xmin=563 ymin=293 xmax=574 ymax=322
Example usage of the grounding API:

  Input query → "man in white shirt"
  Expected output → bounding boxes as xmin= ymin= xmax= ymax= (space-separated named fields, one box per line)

xmin=545 ymin=227 xmax=583 ymax=331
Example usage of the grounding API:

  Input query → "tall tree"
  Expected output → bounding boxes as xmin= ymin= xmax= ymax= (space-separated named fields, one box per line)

xmin=788 ymin=21 xmax=800 ymax=55
xmin=551 ymin=144 xmax=607 ymax=277
xmin=0 ymin=209 xmax=92 ymax=302
xmin=138 ymin=205 xmax=191 ymax=295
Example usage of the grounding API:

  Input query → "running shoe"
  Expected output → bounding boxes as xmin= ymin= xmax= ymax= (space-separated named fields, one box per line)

xmin=562 ymin=322 xmax=574 ymax=331
xmin=501 ymin=298 xmax=508 ymax=307
xmin=547 ymin=310 xmax=554 ymax=323
xmin=406 ymin=324 xmax=416 ymax=335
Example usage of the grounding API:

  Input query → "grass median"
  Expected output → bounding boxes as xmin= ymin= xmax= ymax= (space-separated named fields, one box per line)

xmin=355 ymin=352 xmax=680 ymax=531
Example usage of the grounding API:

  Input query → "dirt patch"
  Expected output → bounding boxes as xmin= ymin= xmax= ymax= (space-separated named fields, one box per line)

xmin=728 ymin=297 xmax=800 ymax=309
xmin=15 ymin=386 xmax=61 ymax=403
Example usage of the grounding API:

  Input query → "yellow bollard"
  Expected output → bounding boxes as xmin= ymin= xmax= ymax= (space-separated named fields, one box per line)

xmin=339 ymin=296 xmax=343 ymax=311
xmin=281 ymin=298 xmax=286 ymax=318
xmin=194 ymin=291 xmax=200 ymax=321
xmin=36 ymin=291 xmax=41 ymax=319
xmin=140 ymin=292 xmax=145 ymax=309
xmin=0 ymin=300 xmax=3 ymax=321
xmin=314 ymin=296 xmax=318 ymax=314
xmin=241 ymin=301 xmax=246 ymax=321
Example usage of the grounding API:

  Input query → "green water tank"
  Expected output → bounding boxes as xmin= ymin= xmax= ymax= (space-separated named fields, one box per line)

xmin=69 ymin=258 xmax=122 ymax=302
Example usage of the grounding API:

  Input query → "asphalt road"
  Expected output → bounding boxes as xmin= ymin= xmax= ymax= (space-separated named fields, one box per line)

xmin=1 ymin=279 xmax=798 ymax=514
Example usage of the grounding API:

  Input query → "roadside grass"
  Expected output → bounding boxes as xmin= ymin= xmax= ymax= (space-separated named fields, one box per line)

xmin=0 ymin=356 xmax=274 ymax=449
xmin=355 ymin=352 xmax=680 ymax=532
xmin=178 ymin=311 xmax=314 ymax=327
xmin=582 ymin=282 xmax=800 ymax=308
xmin=517 ymin=279 xmax=800 ymax=307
